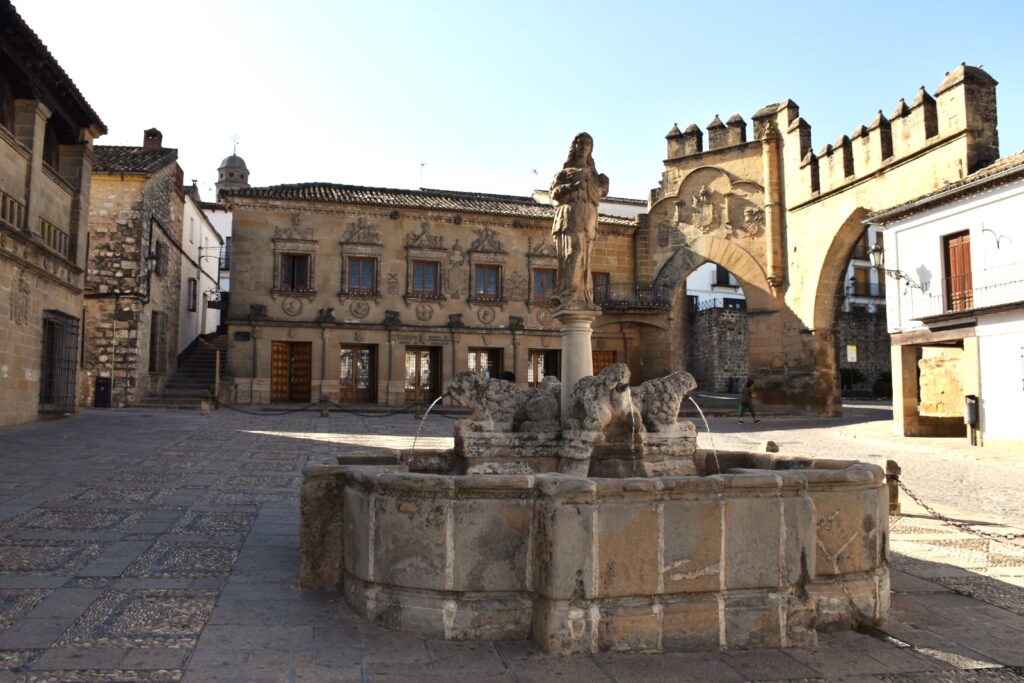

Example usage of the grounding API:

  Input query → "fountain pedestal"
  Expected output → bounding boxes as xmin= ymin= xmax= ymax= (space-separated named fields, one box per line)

xmin=554 ymin=305 xmax=601 ymax=427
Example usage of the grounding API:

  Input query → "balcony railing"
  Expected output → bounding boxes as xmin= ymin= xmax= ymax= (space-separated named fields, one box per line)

xmin=910 ymin=262 xmax=1024 ymax=319
xmin=595 ymin=283 xmax=671 ymax=310
xmin=846 ymin=281 xmax=886 ymax=298
xmin=39 ymin=218 xmax=71 ymax=259
xmin=1 ymin=190 xmax=25 ymax=230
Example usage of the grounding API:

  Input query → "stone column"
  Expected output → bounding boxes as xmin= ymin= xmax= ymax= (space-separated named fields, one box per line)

xmin=554 ymin=306 xmax=601 ymax=426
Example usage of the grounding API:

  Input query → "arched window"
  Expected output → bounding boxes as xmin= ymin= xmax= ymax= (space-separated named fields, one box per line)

xmin=0 ymin=74 xmax=13 ymax=131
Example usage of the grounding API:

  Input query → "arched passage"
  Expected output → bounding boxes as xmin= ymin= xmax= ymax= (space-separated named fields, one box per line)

xmin=642 ymin=236 xmax=785 ymax=391
xmin=810 ymin=207 xmax=874 ymax=414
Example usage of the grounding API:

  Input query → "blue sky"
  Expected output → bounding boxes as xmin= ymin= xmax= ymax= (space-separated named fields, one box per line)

xmin=18 ymin=0 xmax=1024 ymax=201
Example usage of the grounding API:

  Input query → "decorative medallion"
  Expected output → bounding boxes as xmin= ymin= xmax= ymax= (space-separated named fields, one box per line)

xmin=477 ymin=306 xmax=496 ymax=324
xmin=386 ymin=272 xmax=400 ymax=295
xmin=657 ymin=223 xmax=675 ymax=248
xmin=354 ymin=331 xmax=366 ymax=342
xmin=536 ymin=310 xmax=552 ymax=327
xmin=415 ymin=303 xmax=434 ymax=321
xmin=349 ymin=301 xmax=370 ymax=319
xmin=282 ymin=298 xmax=302 ymax=317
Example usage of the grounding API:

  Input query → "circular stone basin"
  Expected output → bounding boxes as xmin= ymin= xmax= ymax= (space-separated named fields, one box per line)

xmin=299 ymin=451 xmax=888 ymax=654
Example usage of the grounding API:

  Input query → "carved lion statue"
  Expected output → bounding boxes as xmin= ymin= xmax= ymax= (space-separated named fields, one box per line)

xmin=447 ymin=372 xmax=560 ymax=432
xmin=565 ymin=363 xmax=635 ymax=433
xmin=631 ymin=371 xmax=697 ymax=433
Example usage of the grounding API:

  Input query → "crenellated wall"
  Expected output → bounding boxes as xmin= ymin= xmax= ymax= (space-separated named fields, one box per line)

xmin=645 ymin=63 xmax=1000 ymax=413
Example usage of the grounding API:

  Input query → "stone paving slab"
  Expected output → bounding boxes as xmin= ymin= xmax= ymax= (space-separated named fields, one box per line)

xmin=0 ymin=407 xmax=1021 ymax=682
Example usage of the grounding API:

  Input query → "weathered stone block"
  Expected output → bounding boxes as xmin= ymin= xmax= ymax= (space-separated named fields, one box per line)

xmin=532 ymin=499 xmax=595 ymax=600
xmin=724 ymin=496 xmax=781 ymax=589
xmin=661 ymin=595 xmax=720 ymax=651
xmin=448 ymin=595 xmax=533 ymax=640
xmin=783 ymin=495 xmax=815 ymax=586
xmin=452 ymin=497 xmax=532 ymax=592
xmin=810 ymin=490 xmax=879 ymax=576
xmin=723 ymin=593 xmax=783 ymax=649
xmin=342 ymin=485 xmax=372 ymax=580
xmin=298 ymin=466 xmax=346 ymax=590
xmin=596 ymin=601 xmax=661 ymax=652
xmin=596 ymin=503 xmax=659 ymax=597
xmin=531 ymin=598 xmax=596 ymax=655
xmin=373 ymin=493 xmax=448 ymax=590
xmin=811 ymin=572 xmax=885 ymax=629
xmin=662 ymin=498 xmax=722 ymax=593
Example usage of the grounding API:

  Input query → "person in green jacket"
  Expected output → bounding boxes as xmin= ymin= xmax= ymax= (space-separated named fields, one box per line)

xmin=737 ymin=379 xmax=760 ymax=424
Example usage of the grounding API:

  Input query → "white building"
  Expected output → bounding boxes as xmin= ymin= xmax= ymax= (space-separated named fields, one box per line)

xmin=869 ymin=150 xmax=1024 ymax=452
xmin=178 ymin=186 xmax=222 ymax=355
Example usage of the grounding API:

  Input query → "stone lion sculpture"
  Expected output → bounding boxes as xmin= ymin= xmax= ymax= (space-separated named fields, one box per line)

xmin=565 ymin=363 xmax=636 ymax=433
xmin=447 ymin=372 xmax=560 ymax=432
xmin=631 ymin=371 xmax=697 ymax=433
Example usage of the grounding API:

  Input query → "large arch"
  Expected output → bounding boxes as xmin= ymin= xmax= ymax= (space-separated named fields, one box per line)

xmin=654 ymin=234 xmax=775 ymax=312
xmin=808 ymin=207 xmax=873 ymax=414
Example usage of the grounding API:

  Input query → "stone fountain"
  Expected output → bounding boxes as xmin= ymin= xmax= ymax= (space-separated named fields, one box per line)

xmin=298 ymin=134 xmax=889 ymax=653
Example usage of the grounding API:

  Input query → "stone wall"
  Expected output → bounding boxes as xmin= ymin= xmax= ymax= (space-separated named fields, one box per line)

xmin=689 ymin=307 xmax=747 ymax=392
xmin=81 ymin=163 xmax=183 ymax=407
xmin=836 ymin=308 xmax=891 ymax=395
xmin=919 ymin=345 xmax=964 ymax=417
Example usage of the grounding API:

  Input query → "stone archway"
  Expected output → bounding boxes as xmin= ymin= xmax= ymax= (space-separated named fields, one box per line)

xmin=640 ymin=236 xmax=783 ymax=390
xmin=809 ymin=207 xmax=873 ymax=414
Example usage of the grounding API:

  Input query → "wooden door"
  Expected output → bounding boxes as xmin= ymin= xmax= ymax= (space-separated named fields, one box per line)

xmin=944 ymin=231 xmax=973 ymax=312
xmin=271 ymin=342 xmax=290 ymax=402
xmin=592 ymin=350 xmax=616 ymax=376
xmin=339 ymin=345 xmax=377 ymax=402
xmin=270 ymin=341 xmax=311 ymax=402
xmin=405 ymin=347 xmax=441 ymax=403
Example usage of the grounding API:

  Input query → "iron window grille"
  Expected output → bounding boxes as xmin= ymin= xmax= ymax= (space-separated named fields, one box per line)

xmin=39 ymin=310 xmax=79 ymax=413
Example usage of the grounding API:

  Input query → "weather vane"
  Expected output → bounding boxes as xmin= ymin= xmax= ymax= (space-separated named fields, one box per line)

xmin=231 ymin=133 xmax=240 ymax=155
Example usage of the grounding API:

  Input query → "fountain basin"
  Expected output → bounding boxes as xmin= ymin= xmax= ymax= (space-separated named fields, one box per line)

xmin=300 ymin=452 xmax=888 ymax=653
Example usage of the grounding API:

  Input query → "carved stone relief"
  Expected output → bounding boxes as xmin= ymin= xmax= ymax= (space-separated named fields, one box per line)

xmin=536 ymin=310 xmax=552 ymax=327
xmin=664 ymin=168 xmax=765 ymax=242
xmin=386 ymin=272 xmax=400 ymax=295
xmin=342 ymin=217 xmax=382 ymax=245
xmin=477 ymin=306 xmax=496 ymax=324
xmin=10 ymin=269 xmax=30 ymax=325
xmin=282 ymin=298 xmax=303 ymax=316
xmin=407 ymin=223 xmax=444 ymax=250
xmin=350 ymin=301 xmax=370 ymax=319
xmin=507 ymin=272 xmax=528 ymax=302
xmin=416 ymin=303 xmax=434 ymax=321
xmin=468 ymin=227 xmax=505 ymax=254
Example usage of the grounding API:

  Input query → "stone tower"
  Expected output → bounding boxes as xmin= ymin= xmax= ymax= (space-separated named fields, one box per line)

xmin=216 ymin=152 xmax=250 ymax=196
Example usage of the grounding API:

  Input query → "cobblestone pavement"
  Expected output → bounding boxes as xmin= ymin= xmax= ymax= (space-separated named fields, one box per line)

xmin=0 ymin=405 xmax=1019 ymax=682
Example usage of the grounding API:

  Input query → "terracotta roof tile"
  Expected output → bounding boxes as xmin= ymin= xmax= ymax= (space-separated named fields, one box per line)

xmin=224 ymin=183 xmax=636 ymax=226
xmin=93 ymin=146 xmax=178 ymax=174
xmin=1 ymin=0 xmax=106 ymax=134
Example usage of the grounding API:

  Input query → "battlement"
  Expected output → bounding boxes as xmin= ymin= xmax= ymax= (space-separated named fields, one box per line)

xmin=662 ymin=64 xmax=999 ymax=203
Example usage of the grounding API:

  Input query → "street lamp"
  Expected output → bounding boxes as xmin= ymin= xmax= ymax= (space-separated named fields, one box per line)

xmin=868 ymin=243 xmax=922 ymax=290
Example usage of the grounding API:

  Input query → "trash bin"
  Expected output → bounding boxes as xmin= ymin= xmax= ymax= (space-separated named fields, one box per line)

xmin=94 ymin=377 xmax=112 ymax=408
xmin=964 ymin=394 xmax=978 ymax=427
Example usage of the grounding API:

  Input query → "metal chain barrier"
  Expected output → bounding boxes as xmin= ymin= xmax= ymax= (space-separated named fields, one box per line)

xmin=215 ymin=400 xmax=320 ymax=416
xmin=895 ymin=478 xmax=1024 ymax=545
xmin=211 ymin=397 xmax=466 ymax=420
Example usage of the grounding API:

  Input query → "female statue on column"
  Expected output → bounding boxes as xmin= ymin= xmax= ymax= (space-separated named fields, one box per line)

xmin=550 ymin=132 xmax=609 ymax=308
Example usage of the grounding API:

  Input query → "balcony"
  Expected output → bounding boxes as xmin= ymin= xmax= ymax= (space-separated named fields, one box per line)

xmin=39 ymin=218 xmax=71 ymax=259
xmin=595 ymin=283 xmax=671 ymax=311
xmin=846 ymin=280 xmax=886 ymax=299
xmin=911 ymin=261 xmax=1024 ymax=320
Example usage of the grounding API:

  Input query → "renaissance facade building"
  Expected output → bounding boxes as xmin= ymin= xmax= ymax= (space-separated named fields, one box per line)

xmin=223 ymin=64 xmax=1003 ymax=412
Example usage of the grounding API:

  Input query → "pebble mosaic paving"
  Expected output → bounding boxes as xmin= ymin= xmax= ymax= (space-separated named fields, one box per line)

xmin=0 ymin=407 xmax=1020 ymax=682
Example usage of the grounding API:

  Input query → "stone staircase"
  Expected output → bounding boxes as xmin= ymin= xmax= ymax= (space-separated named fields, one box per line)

xmin=137 ymin=334 xmax=226 ymax=410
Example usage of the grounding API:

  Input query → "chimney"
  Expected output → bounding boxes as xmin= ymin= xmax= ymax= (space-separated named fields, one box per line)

xmin=143 ymin=128 xmax=163 ymax=150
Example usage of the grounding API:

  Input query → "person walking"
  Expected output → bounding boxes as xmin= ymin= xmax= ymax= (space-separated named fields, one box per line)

xmin=737 ymin=379 xmax=759 ymax=424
